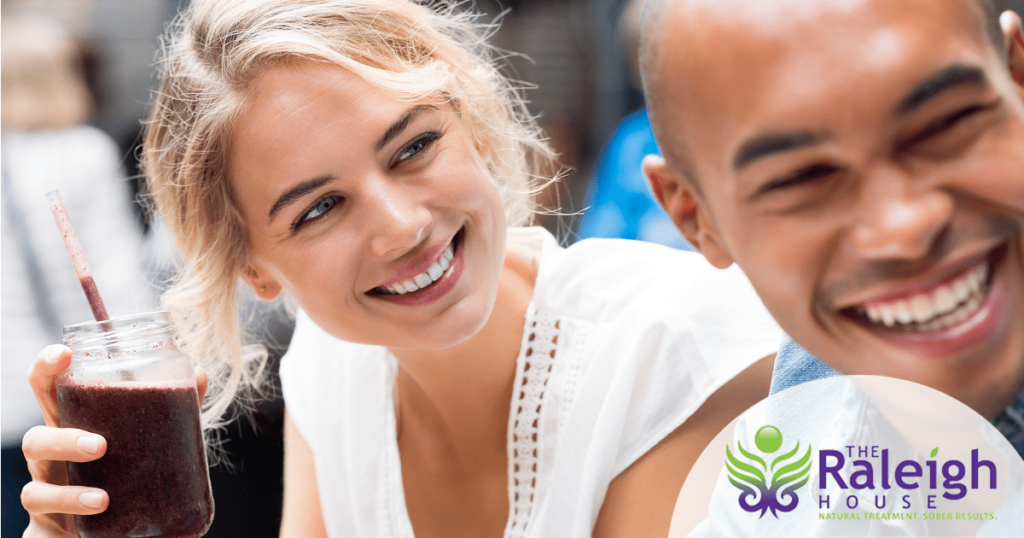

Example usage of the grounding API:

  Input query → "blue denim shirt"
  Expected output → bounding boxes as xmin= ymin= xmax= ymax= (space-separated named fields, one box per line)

xmin=770 ymin=334 xmax=1024 ymax=457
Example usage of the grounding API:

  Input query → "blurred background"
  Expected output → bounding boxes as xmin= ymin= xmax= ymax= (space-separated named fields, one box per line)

xmin=2 ymin=0 xmax=1023 ymax=536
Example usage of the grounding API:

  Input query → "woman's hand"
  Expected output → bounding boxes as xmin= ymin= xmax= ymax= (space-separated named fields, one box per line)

xmin=21 ymin=345 xmax=103 ymax=537
xmin=20 ymin=345 xmax=208 ymax=537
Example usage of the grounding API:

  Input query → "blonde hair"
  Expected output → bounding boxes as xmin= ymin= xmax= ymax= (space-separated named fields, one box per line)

xmin=1 ymin=17 xmax=92 ymax=129
xmin=142 ymin=0 xmax=557 ymax=433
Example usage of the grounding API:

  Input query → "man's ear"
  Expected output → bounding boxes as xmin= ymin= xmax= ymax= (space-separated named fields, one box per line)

xmin=1002 ymin=10 xmax=1024 ymax=86
xmin=643 ymin=154 xmax=735 ymax=269
xmin=240 ymin=263 xmax=282 ymax=301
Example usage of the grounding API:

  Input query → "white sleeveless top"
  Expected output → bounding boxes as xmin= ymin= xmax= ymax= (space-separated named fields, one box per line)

xmin=279 ymin=227 xmax=782 ymax=538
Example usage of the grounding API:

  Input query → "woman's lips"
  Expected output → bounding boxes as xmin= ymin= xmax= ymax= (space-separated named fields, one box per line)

xmin=370 ymin=229 xmax=465 ymax=307
xmin=375 ymin=234 xmax=456 ymax=290
xmin=378 ymin=243 xmax=454 ymax=295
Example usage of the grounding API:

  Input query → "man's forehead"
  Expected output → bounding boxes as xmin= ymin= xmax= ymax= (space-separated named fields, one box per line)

xmin=657 ymin=0 xmax=986 ymax=89
xmin=665 ymin=0 xmax=879 ymax=33
xmin=648 ymin=0 xmax=993 ymax=175
xmin=658 ymin=0 xmax=985 ymax=36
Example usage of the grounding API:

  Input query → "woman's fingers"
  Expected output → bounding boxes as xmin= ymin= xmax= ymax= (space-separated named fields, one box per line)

xmin=23 ymin=426 xmax=106 ymax=465
xmin=196 ymin=366 xmax=208 ymax=404
xmin=22 ymin=346 xmax=108 ymax=536
xmin=21 ymin=481 xmax=109 ymax=516
xmin=22 ymin=516 xmax=79 ymax=538
xmin=21 ymin=425 xmax=106 ymax=534
xmin=28 ymin=346 xmax=72 ymax=426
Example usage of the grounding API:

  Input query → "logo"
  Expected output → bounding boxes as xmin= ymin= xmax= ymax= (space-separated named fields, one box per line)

xmin=726 ymin=425 xmax=812 ymax=518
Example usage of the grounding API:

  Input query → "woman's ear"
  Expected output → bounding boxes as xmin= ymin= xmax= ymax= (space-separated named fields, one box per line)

xmin=240 ymin=263 xmax=282 ymax=301
xmin=643 ymin=154 xmax=735 ymax=269
xmin=1001 ymin=10 xmax=1024 ymax=86
xmin=473 ymin=134 xmax=489 ymax=161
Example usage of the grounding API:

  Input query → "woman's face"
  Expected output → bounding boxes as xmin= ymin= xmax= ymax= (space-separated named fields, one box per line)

xmin=228 ymin=60 xmax=507 ymax=350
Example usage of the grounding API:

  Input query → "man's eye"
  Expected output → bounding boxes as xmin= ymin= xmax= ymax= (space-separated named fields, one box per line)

xmin=395 ymin=132 xmax=440 ymax=164
xmin=761 ymin=163 xmax=838 ymax=194
xmin=293 ymin=196 xmax=340 ymax=230
xmin=901 ymin=101 xmax=998 ymax=150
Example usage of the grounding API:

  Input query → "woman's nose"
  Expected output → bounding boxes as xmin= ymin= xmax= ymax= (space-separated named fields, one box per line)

xmin=366 ymin=181 xmax=433 ymax=258
xmin=848 ymin=167 xmax=954 ymax=262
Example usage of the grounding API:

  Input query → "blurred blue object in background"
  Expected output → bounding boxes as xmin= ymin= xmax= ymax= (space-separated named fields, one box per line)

xmin=577 ymin=108 xmax=693 ymax=250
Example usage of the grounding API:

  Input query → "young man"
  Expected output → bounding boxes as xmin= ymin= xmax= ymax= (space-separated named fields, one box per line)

xmin=640 ymin=0 xmax=1024 ymax=450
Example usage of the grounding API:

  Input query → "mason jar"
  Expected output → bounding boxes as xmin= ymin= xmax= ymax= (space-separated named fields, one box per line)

xmin=57 ymin=312 xmax=214 ymax=538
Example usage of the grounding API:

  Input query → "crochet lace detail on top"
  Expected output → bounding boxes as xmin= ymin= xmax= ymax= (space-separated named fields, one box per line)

xmin=504 ymin=308 xmax=560 ymax=538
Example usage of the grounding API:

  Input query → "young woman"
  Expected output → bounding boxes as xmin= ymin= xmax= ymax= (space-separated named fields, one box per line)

xmin=20 ymin=1 xmax=781 ymax=537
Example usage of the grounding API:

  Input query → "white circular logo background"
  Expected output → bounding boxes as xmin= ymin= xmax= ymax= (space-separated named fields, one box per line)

xmin=671 ymin=376 xmax=1024 ymax=537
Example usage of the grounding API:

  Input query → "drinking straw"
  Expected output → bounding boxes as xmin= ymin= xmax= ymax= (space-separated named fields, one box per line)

xmin=47 ymin=190 xmax=110 ymax=321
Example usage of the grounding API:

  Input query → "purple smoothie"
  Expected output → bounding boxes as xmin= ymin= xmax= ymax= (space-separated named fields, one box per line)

xmin=57 ymin=380 xmax=214 ymax=538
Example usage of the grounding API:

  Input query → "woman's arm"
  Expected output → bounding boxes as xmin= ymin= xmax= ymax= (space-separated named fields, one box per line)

xmin=279 ymin=412 xmax=328 ymax=538
xmin=592 ymin=353 xmax=775 ymax=538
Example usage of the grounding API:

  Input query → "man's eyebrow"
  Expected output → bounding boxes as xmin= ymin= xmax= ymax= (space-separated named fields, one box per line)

xmin=375 ymin=104 xmax=439 ymax=152
xmin=733 ymin=131 xmax=828 ymax=171
xmin=895 ymin=64 xmax=988 ymax=116
xmin=268 ymin=175 xmax=333 ymax=223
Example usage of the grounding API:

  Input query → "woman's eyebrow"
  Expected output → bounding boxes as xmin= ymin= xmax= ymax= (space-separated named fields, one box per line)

xmin=375 ymin=104 xmax=439 ymax=152
xmin=268 ymin=175 xmax=333 ymax=223
xmin=266 ymin=105 xmax=442 ymax=224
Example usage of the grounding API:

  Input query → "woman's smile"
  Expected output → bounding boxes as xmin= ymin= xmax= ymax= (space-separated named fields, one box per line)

xmin=229 ymin=59 xmax=507 ymax=349
xmin=369 ymin=228 xmax=466 ymax=306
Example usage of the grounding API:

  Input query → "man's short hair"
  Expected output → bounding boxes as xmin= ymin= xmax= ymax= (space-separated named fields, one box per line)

xmin=638 ymin=0 xmax=1007 ymax=184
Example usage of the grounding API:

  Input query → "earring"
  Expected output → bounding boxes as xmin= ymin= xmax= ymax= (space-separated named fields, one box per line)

xmin=260 ymin=285 xmax=268 ymax=294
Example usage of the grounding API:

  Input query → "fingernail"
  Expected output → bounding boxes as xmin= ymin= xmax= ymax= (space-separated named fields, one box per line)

xmin=46 ymin=346 xmax=68 ymax=362
xmin=77 ymin=436 xmax=100 ymax=454
xmin=79 ymin=492 xmax=103 ymax=508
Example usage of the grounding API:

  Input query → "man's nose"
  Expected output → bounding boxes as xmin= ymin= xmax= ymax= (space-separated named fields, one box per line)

xmin=848 ymin=166 xmax=954 ymax=261
xmin=365 ymin=180 xmax=433 ymax=257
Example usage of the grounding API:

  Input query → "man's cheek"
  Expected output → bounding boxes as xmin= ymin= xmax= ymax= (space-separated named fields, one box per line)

xmin=755 ymin=284 xmax=811 ymax=336
xmin=976 ymin=142 xmax=1024 ymax=214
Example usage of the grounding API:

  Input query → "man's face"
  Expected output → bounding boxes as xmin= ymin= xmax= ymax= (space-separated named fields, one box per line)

xmin=649 ymin=0 xmax=1024 ymax=416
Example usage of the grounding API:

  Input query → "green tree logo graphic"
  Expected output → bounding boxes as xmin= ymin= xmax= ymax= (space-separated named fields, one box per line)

xmin=725 ymin=425 xmax=812 ymax=518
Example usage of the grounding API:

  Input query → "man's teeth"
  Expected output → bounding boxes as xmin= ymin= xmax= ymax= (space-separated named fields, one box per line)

xmin=382 ymin=243 xmax=455 ymax=295
xmin=857 ymin=263 xmax=989 ymax=331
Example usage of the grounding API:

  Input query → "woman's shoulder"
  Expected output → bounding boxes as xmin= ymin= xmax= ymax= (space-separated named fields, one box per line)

xmin=526 ymin=228 xmax=759 ymax=325
xmin=279 ymin=310 xmax=390 ymax=390
xmin=284 ymin=307 xmax=387 ymax=366
xmin=278 ymin=310 xmax=392 ymax=448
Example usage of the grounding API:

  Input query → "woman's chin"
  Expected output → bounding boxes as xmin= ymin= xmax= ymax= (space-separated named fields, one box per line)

xmin=415 ymin=309 xmax=492 ymax=351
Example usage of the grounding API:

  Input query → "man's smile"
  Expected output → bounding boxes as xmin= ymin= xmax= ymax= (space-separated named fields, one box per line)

xmin=829 ymin=237 xmax=1017 ymax=359
xmin=857 ymin=260 xmax=988 ymax=331
xmin=840 ymin=243 xmax=1004 ymax=332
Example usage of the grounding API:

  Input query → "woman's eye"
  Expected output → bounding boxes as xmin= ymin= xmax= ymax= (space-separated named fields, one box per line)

xmin=395 ymin=132 xmax=440 ymax=164
xmin=294 ymin=196 xmax=340 ymax=230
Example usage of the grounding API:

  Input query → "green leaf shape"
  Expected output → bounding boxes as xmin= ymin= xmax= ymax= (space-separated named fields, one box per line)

xmin=728 ymin=475 xmax=757 ymax=496
xmin=737 ymin=439 xmax=768 ymax=471
xmin=772 ymin=443 xmax=812 ymax=488
xmin=770 ymin=439 xmax=803 ymax=472
xmin=726 ymin=443 xmax=765 ymax=485
xmin=930 ymin=447 xmax=938 ymax=458
xmin=781 ymin=474 xmax=810 ymax=496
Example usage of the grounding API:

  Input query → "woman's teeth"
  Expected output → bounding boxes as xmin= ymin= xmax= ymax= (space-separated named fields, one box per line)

xmin=855 ymin=263 xmax=989 ymax=332
xmin=380 ymin=243 xmax=455 ymax=295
